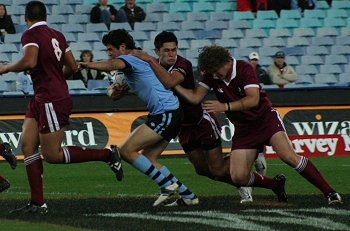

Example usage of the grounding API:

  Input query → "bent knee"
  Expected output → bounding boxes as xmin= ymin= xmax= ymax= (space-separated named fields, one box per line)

xmin=42 ymin=151 xmax=63 ymax=163
xmin=21 ymin=144 xmax=37 ymax=156
xmin=230 ymin=172 xmax=250 ymax=186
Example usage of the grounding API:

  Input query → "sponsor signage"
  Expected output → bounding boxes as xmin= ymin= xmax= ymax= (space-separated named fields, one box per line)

xmin=1 ymin=106 xmax=350 ymax=159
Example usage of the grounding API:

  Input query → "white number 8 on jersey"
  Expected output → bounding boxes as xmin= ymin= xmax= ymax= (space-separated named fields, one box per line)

xmin=51 ymin=38 xmax=62 ymax=61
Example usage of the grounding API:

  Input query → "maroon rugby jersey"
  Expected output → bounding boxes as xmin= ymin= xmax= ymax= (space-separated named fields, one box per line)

xmin=200 ymin=59 xmax=273 ymax=128
xmin=21 ymin=22 xmax=70 ymax=101
xmin=168 ymin=55 xmax=203 ymax=125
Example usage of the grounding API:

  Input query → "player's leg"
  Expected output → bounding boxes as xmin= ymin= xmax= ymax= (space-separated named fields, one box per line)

xmin=120 ymin=124 xmax=178 ymax=206
xmin=270 ymin=131 xmax=342 ymax=204
xmin=143 ymin=141 xmax=198 ymax=206
xmin=238 ymin=152 xmax=266 ymax=204
xmin=205 ymin=145 xmax=232 ymax=184
xmin=10 ymin=117 xmax=47 ymax=214
xmin=193 ymin=111 xmax=232 ymax=183
xmin=187 ymin=148 xmax=213 ymax=178
xmin=238 ymin=151 xmax=267 ymax=203
xmin=230 ymin=149 xmax=287 ymax=202
xmin=41 ymin=98 xmax=123 ymax=180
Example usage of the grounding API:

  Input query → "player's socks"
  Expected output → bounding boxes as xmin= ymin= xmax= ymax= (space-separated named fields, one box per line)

xmin=132 ymin=155 xmax=172 ymax=188
xmin=294 ymin=156 xmax=334 ymax=195
xmin=24 ymin=153 xmax=44 ymax=206
xmin=62 ymin=146 xmax=110 ymax=163
xmin=159 ymin=166 xmax=196 ymax=199
xmin=247 ymin=172 xmax=277 ymax=189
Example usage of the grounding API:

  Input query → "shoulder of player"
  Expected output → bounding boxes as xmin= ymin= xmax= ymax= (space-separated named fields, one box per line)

xmin=175 ymin=55 xmax=192 ymax=68
xmin=236 ymin=59 xmax=255 ymax=72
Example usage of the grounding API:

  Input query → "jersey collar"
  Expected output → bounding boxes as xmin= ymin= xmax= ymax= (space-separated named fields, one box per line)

xmin=28 ymin=21 xmax=47 ymax=30
xmin=222 ymin=57 xmax=237 ymax=86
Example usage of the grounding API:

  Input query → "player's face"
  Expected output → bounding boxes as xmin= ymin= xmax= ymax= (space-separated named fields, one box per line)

xmin=106 ymin=44 xmax=124 ymax=59
xmin=210 ymin=60 xmax=233 ymax=81
xmin=156 ymin=42 xmax=177 ymax=67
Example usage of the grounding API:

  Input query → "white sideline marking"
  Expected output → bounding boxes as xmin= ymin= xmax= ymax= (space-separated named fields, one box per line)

xmin=92 ymin=212 xmax=272 ymax=231
xmin=88 ymin=208 xmax=350 ymax=231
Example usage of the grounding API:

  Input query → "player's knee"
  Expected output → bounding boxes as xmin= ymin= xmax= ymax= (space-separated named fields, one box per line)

xmin=230 ymin=172 xmax=249 ymax=186
xmin=119 ymin=145 xmax=138 ymax=163
xmin=41 ymin=151 xmax=63 ymax=163
xmin=43 ymin=155 xmax=61 ymax=163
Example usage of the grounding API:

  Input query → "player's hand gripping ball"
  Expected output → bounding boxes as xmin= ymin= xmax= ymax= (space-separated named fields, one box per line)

xmin=107 ymin=82 xmax=129 ymax=101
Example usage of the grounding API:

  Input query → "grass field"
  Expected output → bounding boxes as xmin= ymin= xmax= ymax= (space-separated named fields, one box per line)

xmin=0 ymin=156 xmax=349 ymax=231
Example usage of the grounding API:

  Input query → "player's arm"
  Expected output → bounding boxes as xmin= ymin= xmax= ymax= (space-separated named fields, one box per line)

xmin=131 ymin=49 xmax=183 ymax=88
xmin=202 ymin=87 xmax=260 ymax=113
xmin=80 ymin=59 xmax=126 ymax=72
xmin=174 ymin=84 xmax=208 ymax=104
xmin=63 ymin=50 xmax=78 ymax=78
xmin=0 ymin=45 xmax=38 ymax=74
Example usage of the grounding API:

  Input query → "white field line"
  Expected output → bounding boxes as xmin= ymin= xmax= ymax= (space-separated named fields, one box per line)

xmin=88 ymin=208 xmax=350 ymax=231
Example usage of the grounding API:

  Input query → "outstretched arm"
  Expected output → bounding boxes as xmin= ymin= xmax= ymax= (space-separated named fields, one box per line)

xmin=63 ymin=50 xmax=79 ymax=78
xmin=80 ymin=58 xmax=126 ymax=72
xmin=174 ymin=84 xmax=208 ymax=105
xmin=131 ymin=49 xmax=183 ymax=88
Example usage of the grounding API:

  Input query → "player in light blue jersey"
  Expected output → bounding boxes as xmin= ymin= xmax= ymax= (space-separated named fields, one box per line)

xmin=81 ymin=29 xmax=198 ymax=206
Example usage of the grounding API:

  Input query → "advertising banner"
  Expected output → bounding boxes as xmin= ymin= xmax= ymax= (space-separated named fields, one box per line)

xmin=1 ymin=106 xmax=350 ymax=159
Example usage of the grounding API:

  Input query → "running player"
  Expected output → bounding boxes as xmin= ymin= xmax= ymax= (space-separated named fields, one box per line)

xmin=0 ymin=1 xmax=123 ymax=213
xmin=174 ymin=45 xmax=342 ymax=204
xmin=132 ymin=31 xmax=267 ymax=204
xmin=80 ymin=29 xmax=197 ymax=206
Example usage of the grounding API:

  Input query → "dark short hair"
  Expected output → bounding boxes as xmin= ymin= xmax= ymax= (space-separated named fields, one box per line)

xmin=154 ymin=31 xmax=178 ymax=50
xmin=102 ymin=29 xmax=136 ymax=50
xmin=25 ymin=1 xmax=47 ymax=21
xmin=198 ymin=45 xmax=232 ymax=73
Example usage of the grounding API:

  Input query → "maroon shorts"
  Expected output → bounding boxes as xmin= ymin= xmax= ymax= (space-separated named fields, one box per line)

xmin=232 ymin=109 xmax=285 ymax=150
xmin=25 ymin=97 xmax=72 ymax=134
xmin=179 ymin=112 xmax=221 ymax=153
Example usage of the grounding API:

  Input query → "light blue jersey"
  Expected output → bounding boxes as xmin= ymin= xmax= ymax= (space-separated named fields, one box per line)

xmin=118 ymin=54 xmax=179 ymax=115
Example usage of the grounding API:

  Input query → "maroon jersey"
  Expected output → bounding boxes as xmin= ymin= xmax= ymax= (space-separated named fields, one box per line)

xmin=21 ymin=22 xmax=70 ymax=102
xmin=200 ymin=59 xmax=273 ymax=129
xmin=168 ymin=55 xmax=203 ymax=125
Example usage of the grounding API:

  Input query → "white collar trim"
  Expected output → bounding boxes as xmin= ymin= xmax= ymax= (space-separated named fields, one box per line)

xmin=223 ymin=57 xmax=237 ymax=86
xmin=29 ymin=21 xmax=47 ymax=30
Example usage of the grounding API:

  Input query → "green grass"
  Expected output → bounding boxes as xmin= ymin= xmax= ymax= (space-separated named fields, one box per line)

xmin=0 ymin=156 xmax=349 ymax=231
xmin=1 ymin=156 xmax=349 ymax=199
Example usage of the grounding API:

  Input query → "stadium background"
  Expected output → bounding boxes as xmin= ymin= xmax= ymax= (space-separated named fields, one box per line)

xmin=0 ymin=0 xmax=350 ymax=159
xmin=0 ymin=1 xmax=349 ymax=230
